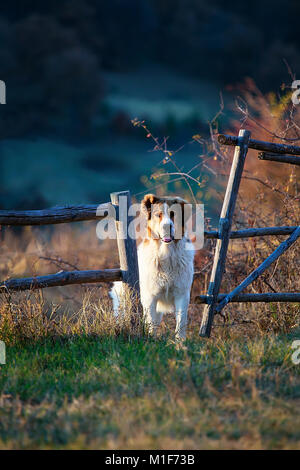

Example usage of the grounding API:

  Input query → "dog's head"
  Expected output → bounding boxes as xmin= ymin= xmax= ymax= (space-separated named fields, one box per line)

xmin=141 ymin=194 xmax=190 ymax=244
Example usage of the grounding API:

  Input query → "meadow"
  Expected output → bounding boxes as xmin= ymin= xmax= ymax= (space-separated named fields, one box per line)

xmin=0 ymin=315 xmax=299 ymax=449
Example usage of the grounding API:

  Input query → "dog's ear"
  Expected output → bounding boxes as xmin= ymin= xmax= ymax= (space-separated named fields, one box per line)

xmin=141 ymin=194 xmax=159 ymax=219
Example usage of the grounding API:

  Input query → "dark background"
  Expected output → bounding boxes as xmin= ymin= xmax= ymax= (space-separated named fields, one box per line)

xmin=0 ymin=0 xmax=298 ymax=213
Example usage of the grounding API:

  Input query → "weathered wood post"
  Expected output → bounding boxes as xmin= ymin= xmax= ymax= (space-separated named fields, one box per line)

xmin=199 ymin=129 xmax=251 ymax=337
xmin=110 ymin=190 xmax=140 ymax=297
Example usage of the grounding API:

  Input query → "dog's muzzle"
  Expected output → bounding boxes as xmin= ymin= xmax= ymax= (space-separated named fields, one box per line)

xmin=161 ymin=235 xmax=174 ymax=244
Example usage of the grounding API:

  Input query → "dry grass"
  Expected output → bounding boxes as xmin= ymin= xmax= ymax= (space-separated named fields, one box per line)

xmin=0 ymin=316 xmax=299 ymax=449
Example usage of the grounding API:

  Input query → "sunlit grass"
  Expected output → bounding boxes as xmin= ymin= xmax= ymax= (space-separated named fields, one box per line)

xmin=0 ymin=327 xmax=299 ymax=449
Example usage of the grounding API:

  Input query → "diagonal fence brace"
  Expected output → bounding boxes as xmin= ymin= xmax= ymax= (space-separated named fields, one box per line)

xmin=216 ymin=226 xmax=300 ymax=312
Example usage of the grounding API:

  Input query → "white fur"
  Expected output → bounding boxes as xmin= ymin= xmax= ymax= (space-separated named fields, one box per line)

xmin=110 ymin=232 xmax=194 ymax=341
xmin=138 ymin=236 xmax=194 ymax=339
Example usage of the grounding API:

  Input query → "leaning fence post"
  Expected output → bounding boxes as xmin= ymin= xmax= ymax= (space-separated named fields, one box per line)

xmin=199 ymin=129 xmax=251 ymax=337
xmin=110 ymin=190 xmax=140 ymax=298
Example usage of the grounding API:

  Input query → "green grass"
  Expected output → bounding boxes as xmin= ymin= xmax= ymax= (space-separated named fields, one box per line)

xmin=0 ymin=330 xmax=299 ymax=449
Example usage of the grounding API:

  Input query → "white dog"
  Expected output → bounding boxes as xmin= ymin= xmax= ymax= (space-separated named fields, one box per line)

xmin=110 ymin=194 xmax=194 ymax=340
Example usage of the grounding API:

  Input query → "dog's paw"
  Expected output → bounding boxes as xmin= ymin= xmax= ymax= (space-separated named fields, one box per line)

xmin=175 ymin=338 xmax=187 ymax=351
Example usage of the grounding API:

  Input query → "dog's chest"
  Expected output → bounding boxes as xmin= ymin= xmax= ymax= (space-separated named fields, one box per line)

xmin=138 ymin=241 xmax=192 ymax=292
xmin=156 ymin=255 xmax=185 ymax=286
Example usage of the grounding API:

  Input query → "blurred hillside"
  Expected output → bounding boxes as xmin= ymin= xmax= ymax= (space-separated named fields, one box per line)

xmin=0 ymin=0 xmax=299 ymax=216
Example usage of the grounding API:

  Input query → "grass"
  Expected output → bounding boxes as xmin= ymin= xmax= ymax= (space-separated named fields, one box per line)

xmin=0 ymin=323 xmax=299 ymax=449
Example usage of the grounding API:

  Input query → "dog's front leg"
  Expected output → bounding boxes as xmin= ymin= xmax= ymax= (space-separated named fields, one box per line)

xmin=143 ymin=298 xmax=158 ymax=336
xmin=174 ymin=294 xmax=189 ymax=341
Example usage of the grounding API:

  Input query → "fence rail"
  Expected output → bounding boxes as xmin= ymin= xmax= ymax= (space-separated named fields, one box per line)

xmin=205 ymin=226 xmax=297 ymax=239
xmin=0 ymin=203 xmax=111 ymax=226
xmin=258 ymin=152 xmax=300 ymax=166
xmin=0 ymin=269 xmax=122 ymax=293
xmin=195 ymin=293 xmax=300 ymax=303
xmin=218 ymin=133 xmax=300 ymax=155
xmin=0 ymin=206 xmax=296 ymax=239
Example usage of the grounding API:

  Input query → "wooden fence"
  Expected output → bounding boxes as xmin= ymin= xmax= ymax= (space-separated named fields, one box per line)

xmin=0 ymin=191 xmax=140 ymax=297
xmin=0 ymin=131 xmax=299 ymax=338
xmin=198 ymin=130 xmax=300 ymax=337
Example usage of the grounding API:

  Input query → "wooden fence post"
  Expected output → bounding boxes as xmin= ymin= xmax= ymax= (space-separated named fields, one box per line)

xmin=110 ymin=190 xmax=140 ymax=297
xmin=199 ymin=129 xmax=251 ymax=337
